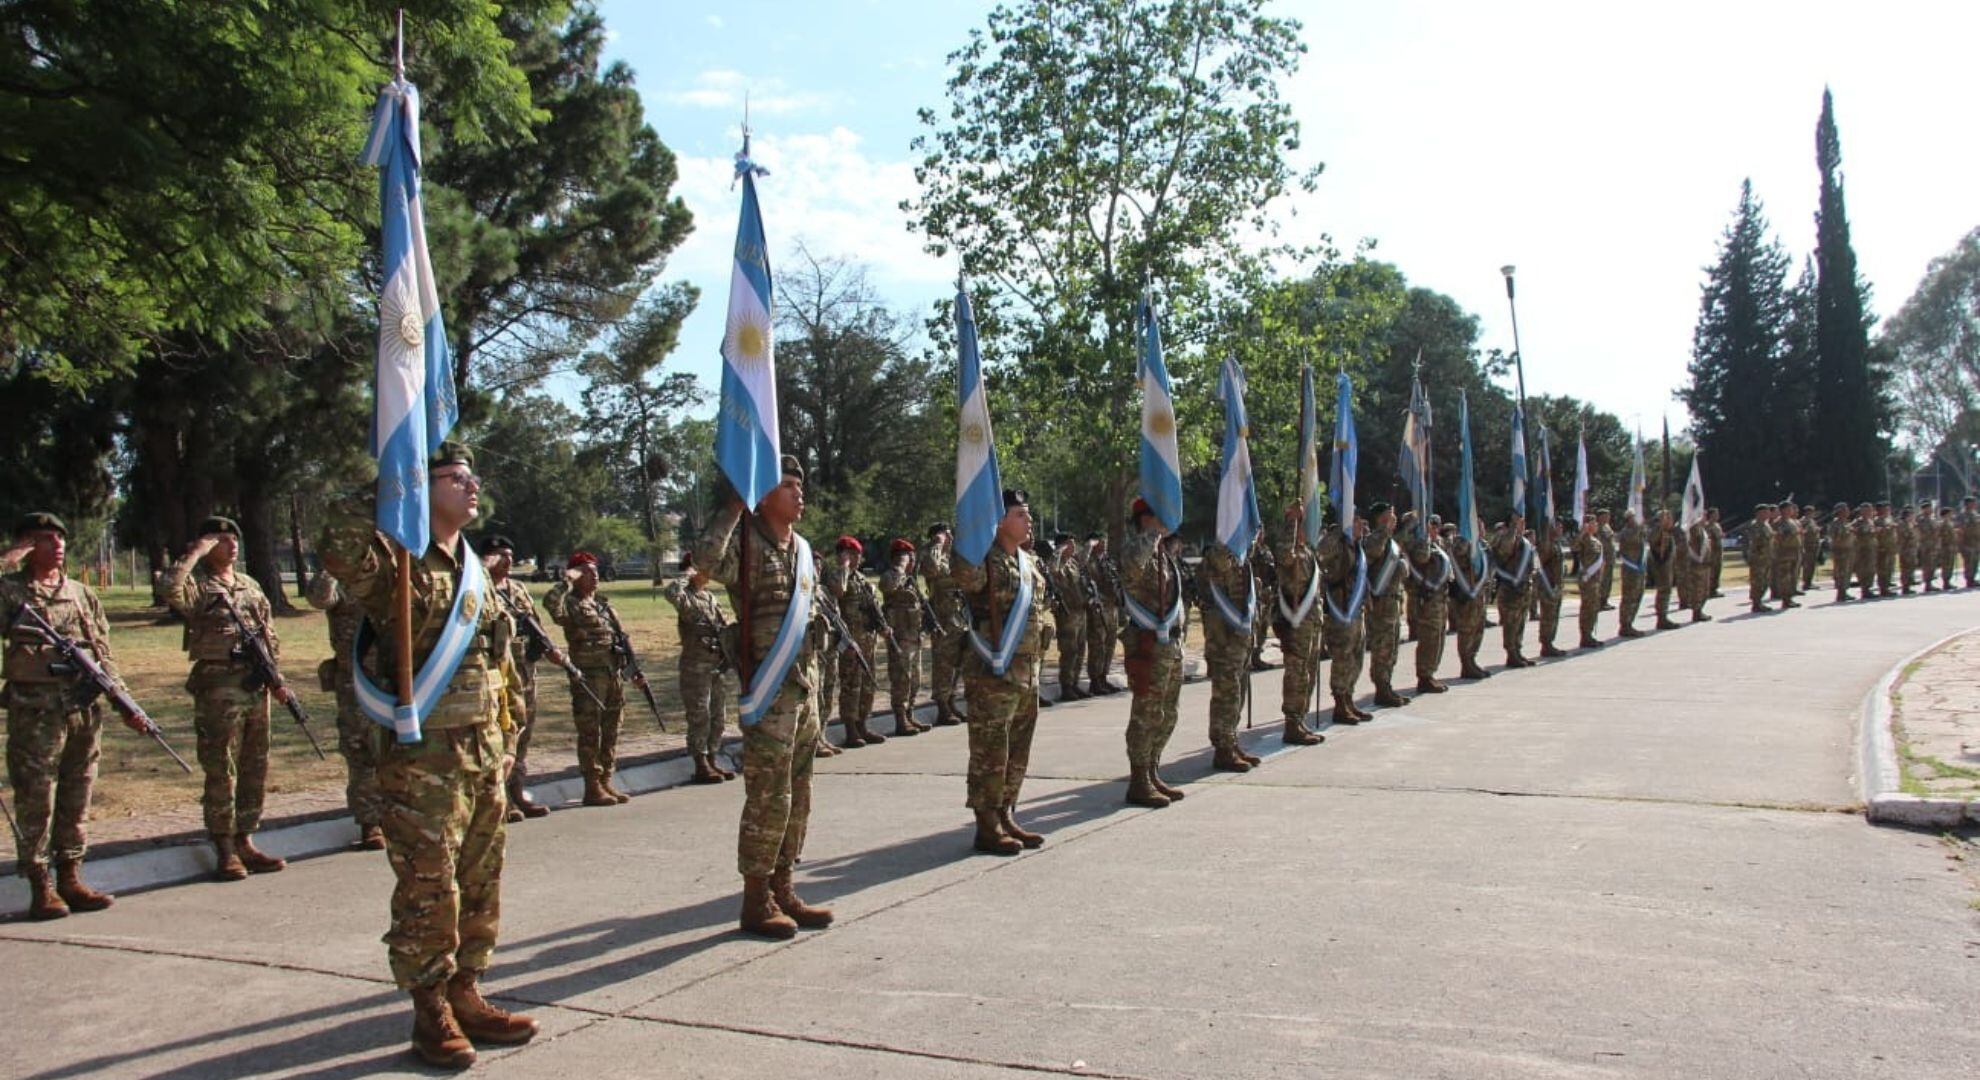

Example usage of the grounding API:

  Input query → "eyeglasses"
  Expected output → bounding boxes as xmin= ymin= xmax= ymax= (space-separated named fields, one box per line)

xmin=434 ymin=470 xmax=480 ymax=491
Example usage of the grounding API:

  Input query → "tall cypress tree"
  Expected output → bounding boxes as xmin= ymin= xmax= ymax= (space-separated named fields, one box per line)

xmin=1810 ymin=89 xmax=1889 ymax=501
xmin=1680 ymin=180 xmax=1793 ymax=513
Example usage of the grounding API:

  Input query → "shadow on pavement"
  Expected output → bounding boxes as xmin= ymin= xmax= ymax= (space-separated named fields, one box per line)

xmin=18 ymin=988 xmax=407 ymax=1080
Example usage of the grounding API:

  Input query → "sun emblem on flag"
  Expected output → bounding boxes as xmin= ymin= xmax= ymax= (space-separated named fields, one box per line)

xmin=726 ymin=308 xmax=772 ymax=371
xmin=963 ymin=421 xmax=986 ymax=446
xmin=1149 ymin=407 xmax=1175 ymax=438
xmin=378 ymin=274 xmax=422 ymax=370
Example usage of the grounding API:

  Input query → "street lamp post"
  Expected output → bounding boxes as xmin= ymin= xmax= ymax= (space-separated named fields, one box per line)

xmin=1500 ymin=265 xmax=1528 ymax=413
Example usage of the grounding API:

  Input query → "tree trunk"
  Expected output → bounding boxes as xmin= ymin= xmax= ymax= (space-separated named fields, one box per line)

xmin=288 ymin=494 xmax=310 ymax=598
xmin=238 ymin=474 xmax=294 ymax=614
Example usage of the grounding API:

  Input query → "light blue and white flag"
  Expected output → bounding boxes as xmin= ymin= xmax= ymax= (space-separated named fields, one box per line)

xmin=1535 ymin=424 xmax=1555 ymax=526
xmin=1627 ymin=430 xmax=1647 ymax=522
xmin=1573 ymin=430 xmax=1590 ymax=525
xmin=1330 ymin=372 xmax=1358 ymax=531
xmin=1457 ymin=390 xmax=1486 ymax=577
xmin=1681 ymin=454 xmax=1706 ymax=530
xmin=1509 ymin=404 xmax=1528 ymax=519
xmin=1299 ymin=365 xmax=1323 ymax=544
xmin=1137 ymin=294 xmax=1183 ymax=531
xmin=362 ymin=76 xmax=455 ymax=556
xmin=953 ymin=281 xmax=1004 ymax=565
xmin=1215 ymin=356 xmax=1261 ymax=561
xmin=714 ymin=140 xmax=780 ymax=511
xmin=1398 ymin=374 xmax=1433 ymax=539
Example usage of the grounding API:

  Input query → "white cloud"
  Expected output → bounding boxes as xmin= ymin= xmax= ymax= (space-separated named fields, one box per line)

xmin=704 ymin=14 xmax=723 ymax=30
xmin=660 ymin=69 xmax=831 ymax=116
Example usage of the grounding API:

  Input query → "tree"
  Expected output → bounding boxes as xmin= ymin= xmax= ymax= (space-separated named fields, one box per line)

xmin=1809 ymin=89 xmax=1893 ymax=501
xmin=1678 ymin=180 xmax=1796 ymax=514
xmin=0 ymin=0 xmax=548 ymax=389
xmin=579 ymin=284 xmax=704 ymax=565
xmin=906 ymin=0 xmax=1317 ymax=534
xmin=473 ymin=391 xmax=609 ymax=561
xmin=1880 ymin=228 xmax=1980 ymax=499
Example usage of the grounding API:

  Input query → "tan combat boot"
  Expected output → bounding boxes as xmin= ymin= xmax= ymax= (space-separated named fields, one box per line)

xmin=1212 ymin=744 xmax=1252 ymax=772
xmin=690 ymin=753 xmax=725 ymax=785
xmin=1331 ymin=694 xmax=1364 ymax=726
xmin=211 ymin=835 xmax=248 ymax=881
xmin=973 ymin=808 xmax=1023 ymax=854
xmin=357 ymin=824 xmax=387 ymax=849
xmin=1281 ymin=717 xmax=1323 ymax=746
xmin=1149 ymin=769 xmax=1186 ymax=801
xmin=892 ymin=707 xmax=921 ymax=737
xmin=409 ymin=982 xmax=477 ymax=1069
xmin=581 ymin=774 xmax=617 ymax=807
xmin=1373 ymin=683 xmax=1408 ymax=708
xmin=1235 ymin=744 xmax=1263 ymax=767
xmin=768 ymin=865 xmax=834 ymax=928
xmin=446 ymin=970 xmax=539 ymax=1044
xmin=236 ymin=835 xmax=287 ymax=874
xmin=838 ymin=720 xmax=868 ymax=749
xmin=998 ymin=805 xmax=1044 ymax=849
xmin=739 ymin=875 xmax=798 ymax=939
xmin=25 ymin=865 xmax=69 ymax=920
xmin=1124 ymin=767 xmax=1172 ymax=808
xmin=54 ymin=859 xmax=113 ymax=912
xmin=606 ymin=775 xmax=632 ymax=803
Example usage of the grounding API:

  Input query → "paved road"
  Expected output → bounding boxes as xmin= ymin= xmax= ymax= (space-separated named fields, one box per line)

xmin=4 ymin=590 xmax=1978 ymax=1079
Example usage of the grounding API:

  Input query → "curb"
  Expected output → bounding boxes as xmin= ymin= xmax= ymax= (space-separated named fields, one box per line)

xmin=1858 ymin=627 xmax=1980 ymax=829
xmin=0 ymin=655 xmax=1204 ymax=919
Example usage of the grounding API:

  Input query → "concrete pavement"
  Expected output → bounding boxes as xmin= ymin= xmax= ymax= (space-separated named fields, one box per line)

xmin=2 ymin=589 xmax=1978 ymax=1078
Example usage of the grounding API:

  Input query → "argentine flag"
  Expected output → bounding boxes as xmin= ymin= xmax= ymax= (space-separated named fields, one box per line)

xmin=1510 ymin=405 xmax=1528 ymax=519
xmin=1398 ymin=375 xmax=1432 ymax=539
xmin=1299 ymin=365 xmax=1323 ymax=544
xmin=362 ymin=77 xmax=455 ymax=555
xmin=1215 ymin=357 xmax=1261 ymax=560
xmin=714 ymin=143 xmax=780 ymax=510
xmin=953 ymin=282 xmax=1004 ymax=565
xmin=1573 ymin=431 xmax=1590 ymax=525
xmin=1627 ymin=431 xmax=1647 ymax=522
xmin=1137 ymin=294 xmax=1183 ymax=531
xmin=1457 ymin=390 xmax=1486 ymax=576
xmin=1681 ymin=454 xmax=1707 ymax=530
xmin=1535 ymin=424 xmax=1555 ymax=526
xmin=1330 ymin=372 xmax=1358 ymax=532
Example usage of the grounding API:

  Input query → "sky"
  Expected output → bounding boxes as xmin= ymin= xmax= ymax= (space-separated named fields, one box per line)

xmin=597 ymin=0 xmax=1980 ymax=436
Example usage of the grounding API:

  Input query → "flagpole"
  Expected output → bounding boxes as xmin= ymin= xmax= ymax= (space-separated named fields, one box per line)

xmin=391 ymin=7 xmax=414 ymax=722
xmin=1500 ymin=266 xmax=1528 ymax=414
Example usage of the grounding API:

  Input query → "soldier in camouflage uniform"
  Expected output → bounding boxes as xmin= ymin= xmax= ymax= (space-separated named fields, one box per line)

xmin=164 ymin=516 xmax=291 ymax=881
xmin=481 ymin=536 xmax=554 ymax=821
xmin=1615 ymin=511 xmax=1649 ymax=637
xmin=695 ymin=455 xmax=834 ymax=940
xmin=1120 ymin=498 xmax=1188 ymax=805
xmin=306 ymin=567 xmax=387 ymax=844
xmin=1085 ymin=533 xmax=1124 ymax=694
xmin=1916 ymin=503 xmax=1940 ymax=592
xmin=1044 ymin=534 xmax=1090 ymax=700
xmin=1680 ymin=511 xmax=1714 ymax=624
xmin=1321 ymin=516 xmax=1373 ymax=724
xmin=1772 ymin=503 xmax=1803 ymax=609
xmin=1850 ymin=503 xmax=1879 ymax=598
xmin=823 ymin=536 xmax=887 ymax=749
xmin=1573 ymin=516 xmax=1605 ymax=649
xmin=317 ymin=443 xmax=537 ymax=1068
xmin=1705 ymin=507 xmax=1726 ymax=597
xmin=1943 ymin=502 xmax=1964 ymax=588
xmin=1827 ymin=502 xmax=1856 ymax=600
xmin=1647 ymin=509 xmax=1682 ymax=630
xmin=1874 ymin=501 xmax=1898 ymax=596
xmin=1488 ymin=512 xmax=1536 ymax=666
xmin=1361 ymin=502 xmax=1409 ymax=707
xmin=1896 ymin=506 xmax=1920 ymax=593
xmin=3 ymin=513 xmax=146 ymax=920
xmin=1742 ymin=504 xmax=1775 ymax=613
xmin=1534 ymin=514 xmax=1572 ymax=653
xmin=1402 ymin=514 xmax=1451 ymax=690
xmin=1273 ymin=506 xmax=1327 ymax=744
xmin=1249 ymin=532 xmax=1277 ymax=668
xmin=1195 ymin=536 xmax=1263 ymax=772
xmin=663 ymin=552 xmax=735 ymax=785
xmin=919 ymin=523 xmax=969 ymax=725
xmin=544 ymin=551 xmax=641 ymax=805
xmin=1448 ymin=526 xmax=1494 ymax=675
xmin=952 ymin=490 xmax=1052 ymax=852
xmin=880 ymin=538 xmax=931 ymax=737
xmin=1597 ymin=508 xmax=1619 ymax=611
xmin=1800 ymin=505 xmax=1822 ymax=590
xmin=1960 ymin=497 xmax=1980 ymax=586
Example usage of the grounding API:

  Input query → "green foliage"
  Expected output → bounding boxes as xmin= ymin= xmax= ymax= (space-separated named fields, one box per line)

xmin=1880 ymin=227 xmax=1980 ymax=499
xmin=0 ymin=0 xmax=550 ymax=389
xmin=473 ymin=390 xmax=609 ymax=560
xmin=1810 ymin=89 xmax=1895 ymax=501
xmin=579 ymin=283 xmax=705 ymax=548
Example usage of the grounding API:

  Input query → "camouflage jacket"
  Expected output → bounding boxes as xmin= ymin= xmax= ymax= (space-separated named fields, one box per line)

xmin=919 ymin=543 xmax=970 ymax=633
xmin=879 ymin=558 xmax=924 ymax=640
xmin=489 ymin=576 xmax=543 ymax=677
xmin=1617 ymin=521 xmax=1648 ymax=575
xmin=1 ymin=570 xmax=126 ymax=692
xmin=1773 ymin=517 xmax=1802 ymax=561
xmin=663 ymin=577 xmax=727 ymax=661
xmin=306 ymin=570 xmax=363 ymax=676
xmin=543 ymin=579 xmax=622 ymax=670
xmin=951 ymin=542 xmax=1050 ymax=663
xmin=163 ymin=557 xmax=279 ymax=666
xmin=1119 ymin=527 xmax=1180 ymax=636
xmin=1194 ymin=544 xmax=1255 ymax=631
xmin=693 ymin=503 xmax=826 ymax=690
xmin=1361 ymin=523 xmax=1403 ymax=599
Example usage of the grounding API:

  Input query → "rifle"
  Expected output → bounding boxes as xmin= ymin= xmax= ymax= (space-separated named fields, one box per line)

xmin=852 ymin=572 xmax=904 ymax=672
xmin=214 ymin=591 xmax=326 ymax=759
xmin=496 ymin=588 xmax=606 ymax=710
xmin=817 ymin=588 xmax=873 ymax=679
xmin=9 ymin=602 xmax=192 ymax=773
xmin=658 ymin=581 xmax=741 ymax=675
xmin=596 ymin=596 xmax=669 ymax=733
xmin=1039 ymin=557 xmax=1069 ymax=620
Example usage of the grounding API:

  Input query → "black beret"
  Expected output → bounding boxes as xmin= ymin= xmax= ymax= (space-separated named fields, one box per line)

xmin=1053 ymin=532 xmax=1074 ymax=545
xmin=780 ymin=454 xmax=805 ymax=482
xmin=197 ymin=515 xmax=242 ymax=538
xmin=12 ymin=511 xmax=66 ymax=537
xmin=1367 ymin=501 xmax=1392 ymax=517
xmin=1002 ymin=488 xmax=1029 ymax=510
xmin=927 ymin=522 xmax=952 ymax=538
xmin=429 ymin=441 xmax=474 ymax=470
xmin=483 ymin=535 xmax=517 ymax=554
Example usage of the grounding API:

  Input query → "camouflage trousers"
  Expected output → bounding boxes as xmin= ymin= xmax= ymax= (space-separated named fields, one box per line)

xmin=962 ymin=653 xmax=1039 ymax=809
xmin=570 ymin=665 xmax=624 ymax=781
xmin=1278 ymin=614 xmax=1324 ymax=720
xmin=189 ymin=667 xmax=270 ymax=837
xmin=1709 ymin=554 xmax=1724 ymax=596
xmin=679 ymin=645 xmax=729 ymax=756
xmin=333 ymin=682 xmax=385 ymax=829
xmin=839 ymin=630 xmax=878 ymax=726
xmin=1747 ymin=556 xmax=1772 ymax=606
xmin=1453 ymin=594 xmax=1487 ymax=668
xmin=1365 ymin=594 xmax=1402 ymax=689
xmin=1652 ymin=579 xmax=1673 ymax=623
xmin=929 ymin=629 xmax=965 ymax=712
xmin=1086 ymin=607 xmax=1119 ymax=687
xmin=1411 ymin=593 xmax=1448 ymax=679
xmin=1680 ymin=561 xmax=1709 ymax=613
xmin=1577 ymin=576 xmax=1601 ymax=641
xmin=1954 ymin=548 xmax=1968 ymax=586
xmin=505 ymin=665 xmax=538 ymax=792
xmin=888 ymin=637 xmax=922 ymax=718
xmin=1599 ymin=563 xmax=1616 ymax=609
xmin=818 ymin=647 xmax=840 ymax=727
xmin=1201 ymin=617 xmax=1251 ymax=750
xmin=1899 ymin=552 xmax=1918 ymax=590
xmin=1536 ymin=585 xmax=1563 ymax=648
xmin=1497 ymin=584 xmax=1531 ymax=658
xmin=1619 ymin=573 xmax=1645 ymax=631
xmin=1772 ymin=552 xmax=1800 ymax=602
xmin=1122 ymin=631 xmax=1183 ymax=769
xmin=738 ymin=657 xmax=820 ymax=877
xmin=374 ymin=719 xmax=507 ymax=991
xmin=1325 ymin=611 xmax=1365 ymax=696
xmin=1801 ymin=544 xmax=1818 ymax=589
xmin=1055 ymin=609 xmax=1087 ymax=694
xmin=1854 ymin=550 xmax=1877 ymax=595
xmin=1877 ymin=549 xmax=1897 ymax=593
xmin=1830 ymin=546 xmax=1853 ymax=595
xmin=5 ymin=687 xmax=99 ymax=871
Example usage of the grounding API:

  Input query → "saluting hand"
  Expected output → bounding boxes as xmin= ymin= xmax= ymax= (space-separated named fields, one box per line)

xmin=0 ymin=538 xmax=32 ymax=567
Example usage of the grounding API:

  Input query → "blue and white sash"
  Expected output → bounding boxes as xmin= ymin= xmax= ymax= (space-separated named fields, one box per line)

xmin=353 ymin=538 xmax=487 ymax=744
xmin=1618 ymin=542 xmax=1647 ymax=575
xmin=1123 ymin=565 xmax=1185 ymax=644
xmin=1532 ymin=557 xmax=1559 ymax=599
xmin=967 ymin=549 xmax=1035 ymax=677
xmin=1579 ymin=550 xmax=1605 ymax=584
xmin=1277 ymin=557 xmax=1321 ymax=628
xmin=1407 ymin=547 xmax=1452 ymax=592
xmin=1325 ymin=548 xmax=1369 ymax=625
xmin=1450 ymin=551 xmax=1486 ymax=602
xmin=739 ymin=535 xmax=816 ymax=727
xmin=1368 ymin=541 xmax=1402 ymax=598
xmin=1206 ymin=578 xmax=1255 ymax=633
xmin=1494 ymin=538 xmax=1535 ymax=587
